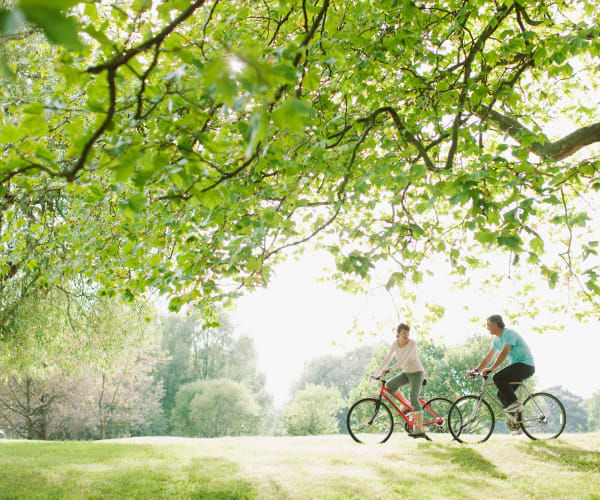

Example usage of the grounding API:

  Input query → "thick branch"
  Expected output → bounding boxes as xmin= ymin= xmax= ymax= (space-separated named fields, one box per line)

xmin=477 ymin=106 xmax=600 ymax=161
xmin=86 ymin=0 xmax=208 ymax=74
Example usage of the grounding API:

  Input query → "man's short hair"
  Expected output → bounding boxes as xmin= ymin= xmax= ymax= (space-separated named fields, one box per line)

xmin=487 ymin=314 xmax=505 ymax=328
xmin=397 ymin=323 xmax=410 ymax=333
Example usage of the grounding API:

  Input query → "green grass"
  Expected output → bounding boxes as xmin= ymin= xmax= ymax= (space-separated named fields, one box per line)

xmin=1 ymin=433 xmax=599 ymax=499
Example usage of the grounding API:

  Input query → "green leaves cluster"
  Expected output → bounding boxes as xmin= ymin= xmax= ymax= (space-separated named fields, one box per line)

xmin=1 ymin=0 xmax=599 ymax=332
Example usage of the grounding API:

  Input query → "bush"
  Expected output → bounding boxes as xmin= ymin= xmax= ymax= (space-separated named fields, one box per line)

xmin=283 ymin=384 xmax=344 ymax=436
xmin=172 ymin=378 xmax=260 ymax=437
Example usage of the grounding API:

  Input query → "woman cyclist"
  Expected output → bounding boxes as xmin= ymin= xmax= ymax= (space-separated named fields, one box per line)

xmin=373 ymin=323 xmax=431 ymax=440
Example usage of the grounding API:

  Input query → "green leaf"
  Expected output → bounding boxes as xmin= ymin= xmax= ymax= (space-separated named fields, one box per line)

xmin=273 ymin=98 xmax=315 ymax=132
xmin=19 ymin=3 xmax=83 ymax=50
xmin=21 ymin=115 xmax=49 ymax=137
xmin=0 ymin=123 xmax=23 ymax=143
xmin=0 ymin=8 xmax=26 ymax=34
xmin=497 ymin=235 xmax=522 ymax=252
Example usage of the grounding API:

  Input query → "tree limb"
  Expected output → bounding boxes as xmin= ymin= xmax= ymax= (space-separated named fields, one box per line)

xmin=476 ymin=106 xmax=600 ymax=161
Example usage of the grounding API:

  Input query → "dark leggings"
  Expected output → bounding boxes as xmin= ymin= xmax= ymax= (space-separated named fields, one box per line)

xmin=493 ymin=363 xmax=535 ymax=408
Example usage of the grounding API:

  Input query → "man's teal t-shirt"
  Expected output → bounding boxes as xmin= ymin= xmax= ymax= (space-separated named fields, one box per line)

xmin=492 ymin=328 xmax=535 ymax=366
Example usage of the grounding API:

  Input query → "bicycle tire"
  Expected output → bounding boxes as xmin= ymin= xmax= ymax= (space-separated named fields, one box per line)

xmin=423 ymin=397 xmax=453 ymax=434
xmin=448 ymin=395 xmax=495 ymax=443
xmin=520 ymin=392 xmax=566 ymax=440
xmin=347 ymin=398 xmax=394 ymax=444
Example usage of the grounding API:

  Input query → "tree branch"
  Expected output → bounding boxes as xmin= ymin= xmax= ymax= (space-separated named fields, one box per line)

xmin=359 ymin=107 xmax=439 ymax=171
xmin=476 ymin=106 xmax=600 ymax=161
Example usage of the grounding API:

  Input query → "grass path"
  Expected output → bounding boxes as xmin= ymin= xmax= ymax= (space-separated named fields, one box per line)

xmin=1 ymin=432 xmax=599 ymax=499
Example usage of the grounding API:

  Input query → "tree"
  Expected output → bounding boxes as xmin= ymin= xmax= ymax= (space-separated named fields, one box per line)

xmin=0 ymin=292 xmax=166 ymax=439
xmin=283 ymin=384 xmax=344 ymax=436
xmin=154 ymin=311 xmax=234 ymax=419
xmin=290 ymin=345 xmax=373 ymax=432
xmin=154 ymin=310 xmax=275 ymax=433
xmin=291 ymin=345 xmax=373 ymax=400
xmin=586 ymin=389 xmax=600 ymax=432
xmin=1 ymin=0 xmax=599 ymax=335
xmin=82 ymin=348 xmax=165 ymax=440
xmin=189 ymin=379 xmax=260 ymax=437
xmin=171 ymin=378 xmax=259 ymax=437
xmin=0 ymin=373 xmax=71 ymax=440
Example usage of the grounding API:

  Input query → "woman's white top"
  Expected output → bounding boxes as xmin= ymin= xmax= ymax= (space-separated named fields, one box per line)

xmin=375 ymin=338 xmax=424 ymax=376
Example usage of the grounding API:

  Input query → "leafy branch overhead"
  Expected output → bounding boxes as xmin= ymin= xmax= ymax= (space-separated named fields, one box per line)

xmin=1 ymin=0 xmax=599 ymax=317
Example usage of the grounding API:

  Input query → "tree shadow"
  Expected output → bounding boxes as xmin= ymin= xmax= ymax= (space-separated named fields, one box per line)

xmin=426 ymin=443 xmax=507 ymax=479
xmin=519 ymin=440 xmax=600 ymax=472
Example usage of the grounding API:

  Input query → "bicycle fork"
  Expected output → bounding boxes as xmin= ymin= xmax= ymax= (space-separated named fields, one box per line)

xmin=368 ymin=398 xmax=383 ymax=425
xmin=461 ymin=397 xmax=483 ymax=432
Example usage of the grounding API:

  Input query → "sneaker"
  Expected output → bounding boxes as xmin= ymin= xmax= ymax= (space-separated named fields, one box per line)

xmin=409 ymin=431 xmax=432 ymax=441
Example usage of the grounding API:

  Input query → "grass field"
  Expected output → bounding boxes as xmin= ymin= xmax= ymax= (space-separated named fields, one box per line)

xmin=1 ymin=432 xmax=599 ymax=499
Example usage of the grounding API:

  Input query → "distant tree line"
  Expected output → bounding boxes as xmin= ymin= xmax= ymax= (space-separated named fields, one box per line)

xmin=0 ymin=289 xmax=278 ymax=439
xmin=2 ymin=287 xmax=599 ymax=440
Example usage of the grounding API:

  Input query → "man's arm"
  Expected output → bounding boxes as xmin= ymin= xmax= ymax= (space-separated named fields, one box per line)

xmin=468 ymin=348 xmax=496 ymax=376
xmin=482 ymin=345 xmax=511 ymax=375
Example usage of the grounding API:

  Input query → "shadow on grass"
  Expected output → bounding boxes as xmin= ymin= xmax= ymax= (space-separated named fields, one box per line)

xmin=426 ymin=443 xmax=507 ymax=479
xmin=519 ymin=440 xmax=600 ymax=472
xmin=369 ymin=442 xmax=506 ymax=498
xmin=0 ymin=442 xmax=258 ymax=500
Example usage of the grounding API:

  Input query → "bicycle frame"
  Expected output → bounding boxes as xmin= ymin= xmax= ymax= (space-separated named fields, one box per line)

xmin=378 ymin=381 xmax=444 ymax=428
xmin=469 ymin=374 xmax=541 ymax=426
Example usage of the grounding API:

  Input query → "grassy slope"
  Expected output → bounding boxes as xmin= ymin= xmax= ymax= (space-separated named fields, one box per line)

xmin=1 ymin=433 xmax=599 ymax=499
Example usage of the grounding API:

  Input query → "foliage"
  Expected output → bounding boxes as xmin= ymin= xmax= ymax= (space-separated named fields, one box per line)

xmin=291 ymin=345 xmax=373 ymax=400
xmin=171 ymin=378 xmax=259 ymax=437
xmin=290 ymin=345 xmax=373 ymax=432
xmin=189 ymin=379 xmax=260 ymax=438
xmin=154 ymin=310 xmax=235 ymax=418
xmin=283 ymin=384 xmax=344 ymax=436
xmin=0 ymin=293 xmax=166 ymax=440
xmin=0 ymin=346 xmax=166 ymax=441
xmin=586 ymin=389 xmax=600 ymax=431
xmin=155 ymin=310 xmax=275 ymax=434
xmin=0 ymin=0 xmax=599 ymax=332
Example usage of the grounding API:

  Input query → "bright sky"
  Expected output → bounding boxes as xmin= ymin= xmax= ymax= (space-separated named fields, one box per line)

xmin=232 ymin=250 xmax=600 ymax=408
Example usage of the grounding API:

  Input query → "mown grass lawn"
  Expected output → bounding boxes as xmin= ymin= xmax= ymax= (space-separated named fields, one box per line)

xmin=1 ymin=432 xmax=599 ymax=499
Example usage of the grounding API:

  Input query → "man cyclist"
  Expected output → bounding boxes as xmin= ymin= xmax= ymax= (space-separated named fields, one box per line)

xmin=467 ymin=314 xmax=535 ymax=418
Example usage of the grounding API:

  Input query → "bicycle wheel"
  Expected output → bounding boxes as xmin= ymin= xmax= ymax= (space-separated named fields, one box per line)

xmin=347 ymin=398 xmax=394 ymax=444
xmin=448 ymin=395 xmax=495 ymax=444
xmin=520 ymin=392 xmax=566 ymax=440
xmin=423 ymin=397 xmax=453 ymax=434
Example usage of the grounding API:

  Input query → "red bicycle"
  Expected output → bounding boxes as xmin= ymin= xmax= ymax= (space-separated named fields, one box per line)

xmin=346 ymin=376 xmax=453 ymax=444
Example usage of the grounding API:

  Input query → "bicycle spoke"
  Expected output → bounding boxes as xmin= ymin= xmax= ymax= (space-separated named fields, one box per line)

xmin=347 ymin=398 xmax=394 ymax=444
xmin=520 ymin=392 xmax=566 ymax=440
xmin=448 ymin=395 xmax=495 ymax=444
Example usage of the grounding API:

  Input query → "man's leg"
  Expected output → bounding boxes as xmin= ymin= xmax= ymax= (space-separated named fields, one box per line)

xmin=493 ymin=363 xmax=535 ymax=408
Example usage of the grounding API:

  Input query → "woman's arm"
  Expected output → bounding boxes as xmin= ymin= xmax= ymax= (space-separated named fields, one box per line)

xmin=374 ymin=346 xmax=395 ymax=377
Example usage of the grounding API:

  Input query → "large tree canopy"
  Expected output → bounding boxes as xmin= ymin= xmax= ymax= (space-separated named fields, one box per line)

xmin=1 ymin=0 xmax=599 ymax=325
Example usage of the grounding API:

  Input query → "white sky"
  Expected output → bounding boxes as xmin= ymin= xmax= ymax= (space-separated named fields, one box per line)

xmin=232 ymin=251 xmax=600 ymax=408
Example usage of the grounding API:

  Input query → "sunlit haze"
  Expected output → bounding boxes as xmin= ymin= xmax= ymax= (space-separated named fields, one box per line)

xmin=232 ymin=252 xmax=600 ymax=407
